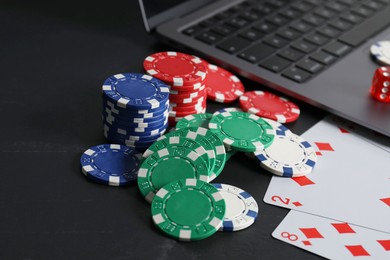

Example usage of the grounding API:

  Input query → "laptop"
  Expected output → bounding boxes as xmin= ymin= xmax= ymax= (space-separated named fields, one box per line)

xmin=139 ymin=0 xmax=390 ymax=137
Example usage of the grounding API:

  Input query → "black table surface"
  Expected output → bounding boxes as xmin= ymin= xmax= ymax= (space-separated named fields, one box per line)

xmin=1 ymin=1 xmax=327 ymax=259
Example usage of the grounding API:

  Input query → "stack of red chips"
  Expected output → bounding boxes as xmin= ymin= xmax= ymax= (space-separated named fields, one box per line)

xmin=143 ymin=51 xmax=208 ymax=126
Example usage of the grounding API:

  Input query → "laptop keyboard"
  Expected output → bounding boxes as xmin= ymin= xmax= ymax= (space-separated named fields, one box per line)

xmin=181 ymin=0 xmax=390 ymax=83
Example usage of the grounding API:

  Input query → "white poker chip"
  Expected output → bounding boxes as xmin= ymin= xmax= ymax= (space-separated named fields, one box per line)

xmin=254 ymin=133 xmax=317 ymax=177
xmin=212 ymin=107 xmax=243 ymax=116
xmin=370 ymin=41 xmax=390 ymax=66
xmin=212 ymin=183 xmax=258 ymax=231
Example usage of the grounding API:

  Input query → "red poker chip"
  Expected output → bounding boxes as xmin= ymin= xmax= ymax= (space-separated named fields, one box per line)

xmin=206 ymin=64 xmax=245 ymax=103
xmin=169 ymin=91 xmax=206 ymax=105
xmin=168 ymin=102 xmax=206 ymax=114
xmin=169 ymin=96 xmax=206 ymax=108
xmin=169 ymin=83 xmax=206 ymax=94
xmin=143 ymin=52 xmax=208 ymax=87
xmin=239 ymin=91 xmax=300 ymax=123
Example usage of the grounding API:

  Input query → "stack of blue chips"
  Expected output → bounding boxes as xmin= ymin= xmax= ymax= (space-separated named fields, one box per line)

xmin=102 ymin=73 xmax=170 ymax=151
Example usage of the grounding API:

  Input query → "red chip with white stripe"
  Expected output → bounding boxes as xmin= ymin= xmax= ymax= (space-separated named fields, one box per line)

xmin=239 ymin=91 xmax=300 ymax=123
xmin=143 ymin=52 xmax=207 ymax=87
xmin=206 ymin=64 xmax=245 ymax=103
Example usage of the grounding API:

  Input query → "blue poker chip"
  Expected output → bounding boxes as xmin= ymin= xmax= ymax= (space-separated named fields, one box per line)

xmin=102 ymin=97 xmax=169 ymax=116
xmin=80 ymin=144 xmax=142 ymax=186
xmin=103 ymin=120 xmax=168 ymax=136
xmin=212 ymin=183 xmax=258 ymax=231
xmin=262 ymin=118 xmax=292 ymax=137
xmin=102 ymin=73 xmax=170 ymax=110
xmin=103 ymin=112 xmax=168 ymax=129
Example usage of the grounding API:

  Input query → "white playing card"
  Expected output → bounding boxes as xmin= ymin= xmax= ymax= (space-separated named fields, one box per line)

xmin=273 ymin=210 xmax=390 ymax=259
xmin=264 ymin=116 xmax=390 ymax=233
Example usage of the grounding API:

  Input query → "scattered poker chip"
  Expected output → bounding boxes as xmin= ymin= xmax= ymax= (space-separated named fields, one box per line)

xmin=370 ymin=41 xmax=390 ymax=66
xmin=142 ymin=136 xmax=212 ymax=173
xmin=254 ymin=133 xmax=317 ymax=177
xmin=80 ymin=144 xmax=142 ymax=186
xmin=175 ymin=113 xmax=213 ymax=130
xmin=143 ymin=52 xmax=208 ymax=86
xmin=206 ymin=64 xmax=245 ymax=103
xmin=102 ymin=73 xmax=169 ymax=110
xmin=212 ymin=107 xmax=243 ymax=116
xmin=151 ymin=178 xmax=225 ymax=241
xmin=209 ymin=111 xmax=275 ymax=152
xmin=137 ymin=146 xmax=209 ymax=203
xmin=239 ymin=91 xmax=300 ymax=123
xmin=156 ymin=127 xmax=226 ymax=181
xmin=212 ymin=183 xmax=258 ymax=231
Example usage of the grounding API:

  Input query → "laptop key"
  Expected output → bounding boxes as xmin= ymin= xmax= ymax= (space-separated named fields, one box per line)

xmin=341 ymin=12 xmax=364 ymax=24
xmin=302 ymin=14 xmax=326 ymax=26
xmin=305 ymin=32 xmax=329 ymax=45
xmin=282 ymin=67 xmax=311 ymax=82
xmin=267 ymin=15 xmax=291 ymax=27
xmin=239 ymin=29 xmax=264 ymax=41
xmin=317 ymin=26 xmax=341 ymax=38
xmin=253 ymin=4 xmax=275 ymax=14
xmin=277 ymin=28 xmax=301 ymax=40
xmin=289 ymin=21 xmax=313 ymax=32
xmin=338 ymin=0 xmax=358 ymax=5
xmin=325 ymin=1 xmax=348 ymax=12
xmin=291 ymin=40 xmax=317 ymax=53
xmin=279 ymin=8 xmax=302 ymax=19
xmin=296 ymin=59 xmax=324 ymax=73
xmin=217 ymin=36 xmax=251 ymax=54
xmin=253 ymin=22 xmax=277 ymax=33
xmin=183 ymin=26 xmax=202 ymax=36
xmin=239 ymin=9 xmax=262 ymax=21
xmin=351 ymin=6 xmax=374 ymax=17
xmin=263 ymin=35 xmax=289 ymax=48
xmin=238 ymin=43 xmax=276 ymax=63
xmin=196 ymin=31 xmax=223 ymax=44
xmin=322 ymin=41 xmax=351 ymax=56
xmin=226 ymin=17 xmax=249 ymax=29
xmin=310 ymin=50 xmax=337 ymax=64
xmin=278 ymin=48 xmax=305 ymax=61
xmin=363 ymin=1 xmax=384 ymax=10
xmin=260 ymin=56 xmax=292 ymax=73
xmin=305 ymin=0 xmax=324 ymax=6
xmin=328 ymin=19 xmax=352 ymax=31
xmin=290 ymin=2 xmax=314 ymax=12
xmin=314 ymin=7 xmax=337 ymax=19
xmin=211 ymin=24 xmax=237 ymax=36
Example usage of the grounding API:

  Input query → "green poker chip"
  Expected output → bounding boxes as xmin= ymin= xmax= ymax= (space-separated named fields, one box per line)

xmin=137 ymin=146 xmax=209 ymax=203
xmin=175 ymin=113 xmax=213 ymax=130
xmin=159 ymin=127 xmax=226 ymax=181
xmin=142 ymin=135 xmax=211 ymax=172
xmin=209 ymin=111 xmax=275 ymax=152
xmin=151 ymin=178 xmax=226 ymax=241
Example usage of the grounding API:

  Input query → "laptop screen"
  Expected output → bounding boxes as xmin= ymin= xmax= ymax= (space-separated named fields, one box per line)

xmin=139 ymin=0 xmax=213 ymax=31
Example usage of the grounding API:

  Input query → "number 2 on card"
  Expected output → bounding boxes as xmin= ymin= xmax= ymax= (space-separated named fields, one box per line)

xmin=271 ymin=195 xmax=290 ymax=205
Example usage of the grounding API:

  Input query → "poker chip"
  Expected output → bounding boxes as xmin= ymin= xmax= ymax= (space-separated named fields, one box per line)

xmin=212 ymin=183 xmax=258 ymax=231
xmin=151 ymin=178 xmax=225 ymax=241
xmin=212 ymin=107 xmax=243 ymax=116
xmin=209 ymin=111 xmax=275 ymax=152
xmin=151 ymin=126 xmax=225 ymax=181
xmin=206 ymin=64 xmax=245 ymax=103
xmin=175 ymin=113 xmax=213 ymax=130
xmin=80 ymin=144 xmax=142 ymax=186
xmin=143 ymin=52 xmax=207 ymax=87
xmin=254 ymin=133 xmax=317 ymax=177
xmin=137 ymin=146 xmax=209 ymax=203
xmin=370 ymin=41 xmax=390 ymax=66
xmin=102 ymin=73 xmax=169 ymax=110
xmin=239 ymin=91 xmax=300 ymax=123
xmin=142 ymin=136 xmax=212 ymax=174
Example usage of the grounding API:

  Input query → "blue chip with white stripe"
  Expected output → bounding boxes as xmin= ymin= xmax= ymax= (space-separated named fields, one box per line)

xmin=263 ymin=118 xmax=292 ymax=137
xmin=80 ymin=144 xmax=142 ymax=186
xmin=102 ymin=73 xmax=169 ymax=110
xmin=254 ymin=133 xmax=317 ymax=177
xmin=212 ymin=183 xmax=258 ymax=232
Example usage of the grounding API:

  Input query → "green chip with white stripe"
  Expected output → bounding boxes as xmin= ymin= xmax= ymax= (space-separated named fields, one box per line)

xmin=151 ymin=178 xmax=226 ymax=241
xmin=208 ymin=111 xmax=275 ymax=152
xmin=137 ymin=146 xmax=209 ymax=203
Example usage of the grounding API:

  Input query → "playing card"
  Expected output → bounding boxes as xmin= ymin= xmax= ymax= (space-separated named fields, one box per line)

xmin=264 ymin=116 xmax=390 ymax=233
xmin=273 ymin=210 xmax=390 ymax=259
